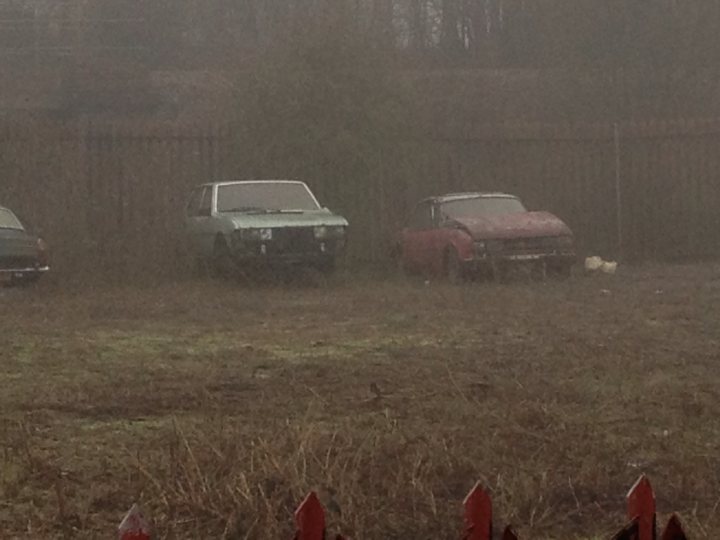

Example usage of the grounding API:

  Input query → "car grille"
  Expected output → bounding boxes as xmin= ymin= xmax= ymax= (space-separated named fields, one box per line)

xmin=267 ymin=227 xmax=316 ymax=254
xmin=0 ymin=255 xmax=36 ymax=270
xmin=505 ymin=237 xmax=557 ymax=251
xmin=489 ymin=237 xmax=566 ymax=254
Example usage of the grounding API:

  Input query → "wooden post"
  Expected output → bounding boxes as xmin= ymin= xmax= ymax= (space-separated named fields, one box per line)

xmin=614 ymin=122 xmax=624 ymax=259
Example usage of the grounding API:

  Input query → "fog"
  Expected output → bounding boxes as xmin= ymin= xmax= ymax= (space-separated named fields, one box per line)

xmin=2 ymin=1 xmax=720 ymax=277
xmin=2 ymin=4 xmax=720 ymax=539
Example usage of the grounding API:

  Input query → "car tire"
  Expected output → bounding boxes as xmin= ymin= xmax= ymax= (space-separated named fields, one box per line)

xmin=193 ymin=257 xmax=210 ymax=278
xmin=16 ymin=274 xmax=41 ymax=288
xmin=550 ymin=263 xmax=573 ymax=280
xmin=392 ymin=244 xmax=407 ymax=276
xmin=212 ymin=236 xmax=235 ymax=279
xmin=317 ymin=258 xmax=336 ymax=276
xmin=445 ymin=248 xmax=466 ymax=285
xmin=489 ymin=260 xmax=507 ymax=282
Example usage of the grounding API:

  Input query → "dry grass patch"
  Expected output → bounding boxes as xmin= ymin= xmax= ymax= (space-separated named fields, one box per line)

xmin=1 ymin=265 xmax=719 ymax=538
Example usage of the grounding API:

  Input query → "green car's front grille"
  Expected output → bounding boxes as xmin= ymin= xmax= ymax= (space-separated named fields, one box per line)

xmin=267 ymin=227 xmax=316 ymax=254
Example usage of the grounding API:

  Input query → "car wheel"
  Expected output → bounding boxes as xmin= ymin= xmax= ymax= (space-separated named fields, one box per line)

xmin=301 ymin=266 xmax=330 ymax=288
xmin=212 ymin=237 xmax=235 ymax=279
xmin=550 ymin=263 xmax=573 ymax=280
xmin=392 ymin=245 xmax=409 ymax=276
xmin=489 ymin=260 xmax=507 ymax=282
xmin=16 ymin=274 xmax=41 ymax=288
xmin=445 ymin=248 xmax=466 ymax=285
xmin=193 ymin=257 xmax=210 ymax=278
xmin=318 ymin=258 xmax=336 ymax=276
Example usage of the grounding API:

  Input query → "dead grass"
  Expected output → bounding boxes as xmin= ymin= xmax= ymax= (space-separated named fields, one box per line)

xmin=1 ymin=264 xmax=720 ymax=539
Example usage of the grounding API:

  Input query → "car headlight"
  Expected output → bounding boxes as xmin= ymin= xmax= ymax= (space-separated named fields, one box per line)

xmin=555 ymin=236 xmax=574 ymax=247
xmin=486 ymin=239 xmax=505 ymax=252
xmin=240 ymin=228 xmax=273 ymax=241
xmin=37 ymin=238 xmax=49 ymax=266
xmin=314 ymin=225 xmax=345 ymax=239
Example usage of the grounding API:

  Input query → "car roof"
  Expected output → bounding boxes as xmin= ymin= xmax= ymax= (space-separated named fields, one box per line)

xmin=421 ymin=192 xmax=519 ymax=204
xmin=197 ymin=180 xmax=308 ymax=188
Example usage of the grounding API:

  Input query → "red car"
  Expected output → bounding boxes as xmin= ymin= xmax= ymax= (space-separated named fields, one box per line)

xmin=395 ymin=192 xmax=576 ymax=281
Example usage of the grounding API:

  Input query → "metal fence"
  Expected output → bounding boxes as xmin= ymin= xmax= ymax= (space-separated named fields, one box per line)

xmin=1 ymin=118 xmax=719 ymax=276
xmin=117 ymin=475 xmax=689 ymax=539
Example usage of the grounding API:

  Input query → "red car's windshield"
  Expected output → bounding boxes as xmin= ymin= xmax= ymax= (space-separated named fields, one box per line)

xmin=441 ymin=197 xmax=526 ymax=220
xmin=0 ymin=209 xmax=23 ymax=230
xmin=217 ymin=183 xmax=320 ymax=213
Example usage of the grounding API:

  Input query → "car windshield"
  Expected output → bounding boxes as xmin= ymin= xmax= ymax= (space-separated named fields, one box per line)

xmin=0 ymin=209 xmax=23 ymax=230
xmin=440 ymin=196 xmax=526 ymax=220
xmin=217 ymin=183 xmax=320 ymax=213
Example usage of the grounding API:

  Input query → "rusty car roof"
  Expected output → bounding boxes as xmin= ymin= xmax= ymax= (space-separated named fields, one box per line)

xmin=422 ymin=192 xmax=519 ymax=204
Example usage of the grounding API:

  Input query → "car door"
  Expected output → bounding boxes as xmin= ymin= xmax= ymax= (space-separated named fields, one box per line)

xmin=425 ymin=203 xmax=454 ymax=275
xmin=400 ymin=201 xmax=435 ymax=273
xmin=184 ymin=187 xmax=203 ymax=253
xmin=185 ymin=186 xmax=215 ymax=257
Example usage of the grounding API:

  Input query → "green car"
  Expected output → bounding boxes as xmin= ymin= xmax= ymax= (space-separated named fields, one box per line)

xmin=184 ymin=180 xmax=349 ymax=276
xmin=0 ymin=206 xmax=50 ymax=286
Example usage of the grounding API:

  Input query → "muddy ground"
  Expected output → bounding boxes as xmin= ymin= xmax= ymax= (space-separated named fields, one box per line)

xmin=1 ymin=265 xmax=719 ymax=539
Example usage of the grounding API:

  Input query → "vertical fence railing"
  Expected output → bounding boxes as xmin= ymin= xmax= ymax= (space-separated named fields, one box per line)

xmin=293 ymin=491 xmax=349 ymax=540
xmin=463 ymin=481 xmax=518 ymax=540
xmin=118 ymin=504 xmax=150 ymax=540
xmin=117 ymin=475 xmax=689 ymax=539
xmin=5 ymin=118 xmax=720 ymax=272
xmin=611 ymin=476 xmax=689 ymax=540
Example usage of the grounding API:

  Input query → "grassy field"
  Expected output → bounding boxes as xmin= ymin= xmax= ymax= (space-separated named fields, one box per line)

xmin=1 ymin=265 xmax=719 ymax=539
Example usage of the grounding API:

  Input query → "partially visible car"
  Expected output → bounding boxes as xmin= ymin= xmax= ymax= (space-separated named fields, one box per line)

xmin=184 ymin=180 xmax=349 ymax=276
xmin=0 ymin=206 xmax=49 ymax=286
xmin=394 ymin=192 xmax=576 ymax=281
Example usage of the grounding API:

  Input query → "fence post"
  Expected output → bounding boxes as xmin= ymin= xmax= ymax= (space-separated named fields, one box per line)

xmin=627 ymin=475 xmax=656 ymax=540
xmin=294 ymin=492 xmax=326 ymax=540
xmin=463 ymin=482 xmax=492 ymax=540
xmin=613 ymin=122 xmax=624 ymax=259
xmin=118 ymin=504 xmax=150 ymax=540
xmin=661 ymin=515 xmax=688 ymax=540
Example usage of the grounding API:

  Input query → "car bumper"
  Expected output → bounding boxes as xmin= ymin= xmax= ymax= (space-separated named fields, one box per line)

xmin=0 ymin=265 xmax=50 ymax=283
xmin=494 ymin=251 xmax=575 ymax=263
xmin=231 ymin=241 xmax=344 ymax=266
xmin=469 ymin=251 xmax=576 ymax=269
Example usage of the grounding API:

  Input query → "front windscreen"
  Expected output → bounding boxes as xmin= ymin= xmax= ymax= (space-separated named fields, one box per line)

xmin=217 ymin=183 xmax=320 ymax=213
xmin=0 ymin=209 xmax=23 ymax=230
xmin=441 ymin=197 xmax=526 ymax=219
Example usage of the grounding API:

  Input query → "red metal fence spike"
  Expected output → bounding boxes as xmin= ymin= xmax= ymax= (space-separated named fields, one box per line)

xmin=118 ymin=504 xmax=150 ymax=540
xmin=294 ymin=492 xmax=326 ymax=540
xmin=627 ymin=475 xmax=656 ymax=540
xmin=610 ymin=520 xmax=638 ymax=540
xmin=661 ymin=514 xmax=688 ymax=540
xmin=501 ymin=525 xmax=519 ymax=540
xmin=463 ymin=482 xmax=492 ymax=540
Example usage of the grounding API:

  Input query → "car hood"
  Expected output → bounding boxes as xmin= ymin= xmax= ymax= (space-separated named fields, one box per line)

xmin=0 ymin=228 xmax=37 ymax=257
xmin=224 ymin=210 xmax=349 ymax=229
xmin=449 ymin=211 xmax=572 ymax=240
